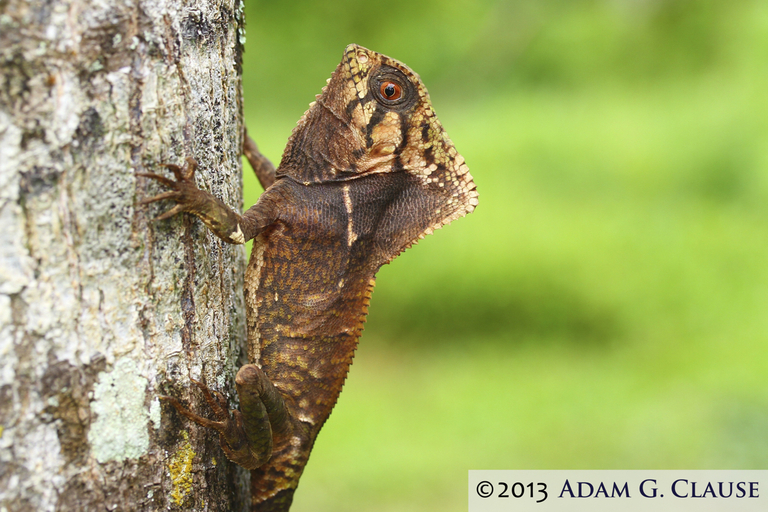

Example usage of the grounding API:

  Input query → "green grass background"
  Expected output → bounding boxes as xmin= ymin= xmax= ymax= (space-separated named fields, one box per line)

xmin=239 ymin=1 xmax=768 ymax=510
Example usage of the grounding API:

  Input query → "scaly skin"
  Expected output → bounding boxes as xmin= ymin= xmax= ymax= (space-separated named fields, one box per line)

xmin=141 ymin=44 xmax=477 ymax=511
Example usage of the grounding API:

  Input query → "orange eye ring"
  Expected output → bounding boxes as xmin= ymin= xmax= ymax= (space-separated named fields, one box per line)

xmin=379 ymin=81 xmax=402 ymax=101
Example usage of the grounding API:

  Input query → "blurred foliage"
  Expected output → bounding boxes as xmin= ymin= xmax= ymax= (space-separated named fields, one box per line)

xmin=239 ymin=1 xmax=768 ymax=510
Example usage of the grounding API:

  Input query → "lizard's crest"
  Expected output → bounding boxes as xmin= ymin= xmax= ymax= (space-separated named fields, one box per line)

xmin=277 ymin=44 xmax=477 ymax=229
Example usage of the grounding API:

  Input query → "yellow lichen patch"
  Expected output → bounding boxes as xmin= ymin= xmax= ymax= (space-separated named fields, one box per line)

xmin=168 ymin=431 xmax=195 ymax=506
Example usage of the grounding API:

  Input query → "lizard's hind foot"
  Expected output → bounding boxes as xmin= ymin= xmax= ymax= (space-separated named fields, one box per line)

xmin=160 ymin=365 xmax=294 ymax=470
xmin=160 ymin=374 xmax=273 ymax=470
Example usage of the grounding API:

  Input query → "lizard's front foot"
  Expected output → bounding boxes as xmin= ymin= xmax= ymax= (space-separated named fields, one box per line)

xmin=139 ymin=157 xmax=203 ymax=221
xmin=161 ymin=365 xmax=293 ymax=470
xmin=139 ymin=157 xmax=246 ymax=244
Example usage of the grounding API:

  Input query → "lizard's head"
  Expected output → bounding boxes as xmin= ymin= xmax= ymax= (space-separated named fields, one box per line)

xmin=278 ymin=44 xmax=477 ymax=220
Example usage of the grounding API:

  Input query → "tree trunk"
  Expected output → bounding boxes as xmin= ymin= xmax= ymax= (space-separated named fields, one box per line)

xmin=0 ymin=0 xmax=250 ymax=510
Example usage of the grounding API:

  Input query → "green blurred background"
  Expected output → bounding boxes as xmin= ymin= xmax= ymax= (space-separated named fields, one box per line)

xmin=239 ymin=1 xmax=768 ymax=510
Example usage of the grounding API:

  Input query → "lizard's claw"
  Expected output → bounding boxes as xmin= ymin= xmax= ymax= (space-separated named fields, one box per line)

xmin=160 ymin=157 xmax=196 ymax=181
xmin=160 ymin=378 xmax=231 ymax=432
xmin=138 ymin=157 xmax=202 ymax=221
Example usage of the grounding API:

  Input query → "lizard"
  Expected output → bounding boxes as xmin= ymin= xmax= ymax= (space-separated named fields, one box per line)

xmin=141 ymin=44 xmax=478 ymax=511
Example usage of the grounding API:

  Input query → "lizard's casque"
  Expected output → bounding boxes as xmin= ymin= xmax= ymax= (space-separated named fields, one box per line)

xmin=278 ymin=44 xmax=477 ymax=229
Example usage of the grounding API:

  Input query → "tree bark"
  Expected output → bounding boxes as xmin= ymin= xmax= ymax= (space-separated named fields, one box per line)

xmin=0 ymin=0 xmax=249 ymax=510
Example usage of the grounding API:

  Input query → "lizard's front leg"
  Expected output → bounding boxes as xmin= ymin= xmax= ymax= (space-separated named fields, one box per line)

xmin=139 ymin=156 xmax=280 ymax=245
xmin=139 ymin=157 xmax=249 ymax=244
xmin=243 ymin=128 xmax=276 ymax=190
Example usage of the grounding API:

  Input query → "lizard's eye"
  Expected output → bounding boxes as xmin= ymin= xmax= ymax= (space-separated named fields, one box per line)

xmin=370 ymin=66 xmax=415 ymax=110
xmin=380 ymin=81 xmax=402 ymax=101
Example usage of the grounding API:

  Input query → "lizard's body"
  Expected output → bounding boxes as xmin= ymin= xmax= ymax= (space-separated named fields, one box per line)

xmin=245 ymin=175 xmax=400 ymax=505
xmin=142 ymin=45 xmax=477 ymax=511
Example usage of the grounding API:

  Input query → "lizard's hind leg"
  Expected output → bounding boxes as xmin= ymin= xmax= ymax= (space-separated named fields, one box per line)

xmin=161 ymin=365 xmax=292 ymax=470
